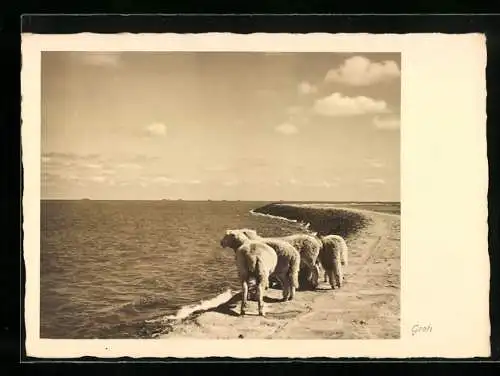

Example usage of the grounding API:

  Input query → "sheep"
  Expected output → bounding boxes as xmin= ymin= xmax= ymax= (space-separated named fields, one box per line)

xmin=317 ymin=234 xmax=349 ymax=289
xmin=232 ymin=229 xmax=301 ymax=302
xmin=239 ymin=229 xmax=322 ymax=290
xmin=220 ymin=230 xmax=278 ymax=316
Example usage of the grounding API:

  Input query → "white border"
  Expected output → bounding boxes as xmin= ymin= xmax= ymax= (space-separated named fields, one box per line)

xmin=22 ymin=32 xmax=489 ymax=358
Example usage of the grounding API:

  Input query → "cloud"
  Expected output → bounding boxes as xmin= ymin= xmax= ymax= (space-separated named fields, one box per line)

xmin=41 ymin=171 xmax=61 ymax=180
xmin=298 ymin=81 xmax=317 ymax=95
xmin=117 ymin=163 xmax=142 ymax=170
xmin=42 ymin=152 xmax=103 ymax=171
xmin=151 ymin=177 xmax=201 ymax=186
xmin=223 ymin=179 xmax=239 ymax=186
xmin=373 ymin=115 xmax=401 ymax=130
xmin=366 ymin=159 xmax=385 ymax=168
xmin=325 ymin=56 xmax=400 ymax=86
xmin=145 ymin=122 xmax=167 ymax=137
xmin=66 ymin=175 xmax=81 ymax=182
xmin=89 ymin=176 xmax=107 ymax=183
xmin=313 ymin=93 xmax=389 ymax=117
xmin=42 ymin=152 xmax=100 ymax=161
xmin=74 ymin=52 xmax=122 ymax=67
xmin=152 ymin=176 xmax=179 ymax=185
xmin=205 ymin=165 xmax=228 ymax=172
xmin=82 ymin=163 xmax=103 ymax=169
xmin=138 ymin=178 xmax=149 ymax=188
xmin=364 ymin=178 xmax=386 ymax=185
xmin=275 ymin=123 xmax=299 ymax=135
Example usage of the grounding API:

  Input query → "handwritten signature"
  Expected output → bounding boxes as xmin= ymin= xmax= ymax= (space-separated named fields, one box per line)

xmin=411 ymin=323 xmax=432 ymax=336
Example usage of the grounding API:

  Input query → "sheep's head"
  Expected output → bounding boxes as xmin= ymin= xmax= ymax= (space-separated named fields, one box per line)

xmin=220 ymin=230 xmax=247 ymax=250
xmin=239 ymin=228 xmax=259 ymax=240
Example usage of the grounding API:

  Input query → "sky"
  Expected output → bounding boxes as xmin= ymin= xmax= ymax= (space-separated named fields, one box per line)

xmin=41 ymin=51 xmax=400 ymax=201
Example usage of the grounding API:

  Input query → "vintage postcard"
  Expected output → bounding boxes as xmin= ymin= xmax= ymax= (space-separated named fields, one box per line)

xmin=22 ymin=32 xmax=489 ymax=358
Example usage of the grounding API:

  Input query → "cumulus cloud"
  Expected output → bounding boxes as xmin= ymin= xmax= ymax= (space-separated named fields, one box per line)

xmin=364 ymin=178 xmax=386 ymax=185
xmin=275 ymin=122 xmax=299 ymax=135
xmin=325 ymin=56 xmax=400 ymax=86
xmin=298 ymin=81 xmax=317 ymax=95
xmin=314 ymin=93 xmax=389 ymax=117
xmin=373 ymin=115 xmax=401 ymax=130
xmin=145 ymin=122 xmax=167 ymax=137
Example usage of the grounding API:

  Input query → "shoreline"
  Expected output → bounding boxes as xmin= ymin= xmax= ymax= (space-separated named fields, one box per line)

xmin=155 ymin=202 xmax=401 ymax=339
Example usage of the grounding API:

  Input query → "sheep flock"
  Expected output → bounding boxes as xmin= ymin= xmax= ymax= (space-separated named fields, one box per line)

xmin=220 ymin=228 xmax=349 ymax=316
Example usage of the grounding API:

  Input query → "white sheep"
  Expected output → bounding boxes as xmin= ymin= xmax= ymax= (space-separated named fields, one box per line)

xmin=233 ymin=229 xmax=301 ymax=301
xmin=317 ymin=234 xmax=349 ymax=289
xmin=220 ymin=230 xmax=278 ymax=316
xmin=240 ymin=229 xmax=322 ymax=290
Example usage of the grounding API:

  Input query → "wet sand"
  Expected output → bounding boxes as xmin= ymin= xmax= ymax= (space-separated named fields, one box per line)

xmin=157 ymin=203 xmax=400 ymax=339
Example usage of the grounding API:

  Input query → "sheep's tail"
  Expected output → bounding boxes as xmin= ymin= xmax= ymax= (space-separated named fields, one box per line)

xmin=254 ymin=257 xmax=269 ymax=289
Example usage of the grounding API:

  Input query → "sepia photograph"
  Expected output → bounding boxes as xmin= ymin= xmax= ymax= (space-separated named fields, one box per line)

xmin=40 ymin=50 xmax=401 ymax=340
xmin=23 ymin=33 xmax=489 ymax=358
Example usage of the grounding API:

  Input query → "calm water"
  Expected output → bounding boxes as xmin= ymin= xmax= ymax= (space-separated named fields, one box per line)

xmin=40 ymin=200 xmax=307 ymax=339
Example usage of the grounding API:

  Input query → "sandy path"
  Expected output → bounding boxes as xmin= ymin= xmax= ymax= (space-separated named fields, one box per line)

xmin=158 ymin=207 xmax=400 ymax=339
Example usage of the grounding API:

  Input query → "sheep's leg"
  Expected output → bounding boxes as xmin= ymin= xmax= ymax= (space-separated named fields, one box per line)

xmin=342 ymin=248 xmax=348 ymax=268
xmin=280 ymin=275 xmax=290 ymax=301
xmin=272 ymin=275 xmax=281 ymax=289
xmin=327 ymin=269 xmax=336 ymax=290
xmin=333 ymin=258 xmax=343 ymax=288
xmin=257 ymin=283 xmax=266 ymax=316
xmin=311 ymin=263 xmax=320 ymax=289
xmin=241 ymin=280 xmax=249 ymax=316
xmin=318 ymin=261 xmax=327 ymax=282
xmin=273 ymin=275 xmax=285 ymax=300
xmin=302 ymin=260 xmax=317 ymax=290
xmin=288 ymin=275 xmax=296 ymax=301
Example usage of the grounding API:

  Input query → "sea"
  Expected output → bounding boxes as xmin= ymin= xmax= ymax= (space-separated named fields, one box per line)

xmin=40 ymin=200 xmax=310 ymax=339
